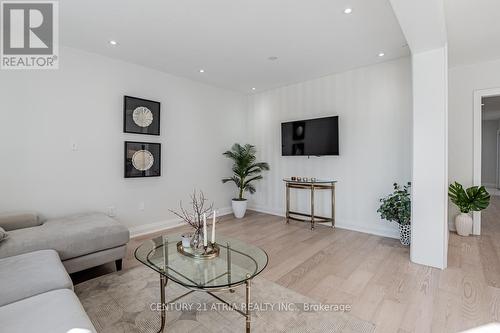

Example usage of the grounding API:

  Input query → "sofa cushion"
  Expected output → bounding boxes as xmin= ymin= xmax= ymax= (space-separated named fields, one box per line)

xmin=0 ymin=249 xmax=73 ymax=306
xmin=0 ymin=212 xmax=129 ymax=260
xmin=0 ymin=211 xmax=40 ymax=231
xmin=0 ymin=289 xmax=96 ymax=333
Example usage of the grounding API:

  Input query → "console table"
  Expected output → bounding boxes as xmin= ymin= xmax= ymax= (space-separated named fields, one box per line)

xmin=283 ymin=179 xmax=336 ymax=230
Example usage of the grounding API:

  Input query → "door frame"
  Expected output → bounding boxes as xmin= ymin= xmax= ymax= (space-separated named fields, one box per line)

xmin=473 ymin=87 xmax=500 ymax=235
xmin=497 ymin=129 xmax=500 ymax=189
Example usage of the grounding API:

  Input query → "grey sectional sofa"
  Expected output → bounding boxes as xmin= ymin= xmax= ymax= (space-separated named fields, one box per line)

xmin=0 ymin=211 xmax=130 ymax=273
xmin=0 ymin=250 xmax=96 ymax=332
xmin=0 ymin=212 xmax=130 ymax=333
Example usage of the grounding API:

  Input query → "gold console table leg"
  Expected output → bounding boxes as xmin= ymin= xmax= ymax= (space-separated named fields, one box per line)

xmin=286 ymin=183 xmax=290 ymax=224
xmin=284 ymin=180 xmax=336 ymax=230
xmin=310 ymin=185 xmax=315 ymax=230
xmin=331 ymin=184 xmax=335 ymax=228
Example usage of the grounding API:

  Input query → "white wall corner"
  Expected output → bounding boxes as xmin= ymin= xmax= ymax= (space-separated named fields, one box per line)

xmin=390 ymin=0 xmax=448 ymax=269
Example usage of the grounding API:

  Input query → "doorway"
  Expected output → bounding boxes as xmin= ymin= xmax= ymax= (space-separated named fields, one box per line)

xmin=473 ymin=88 xmax=500 ymax=234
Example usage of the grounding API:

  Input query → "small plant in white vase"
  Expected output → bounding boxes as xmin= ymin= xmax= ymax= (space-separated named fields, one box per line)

xmin=448 ymin=182 xmax=490 ymax=236
xmin=377 ymin=182 xmax=411 ymax=246
xmin=222 ymin=143 xmax=269 ymax=219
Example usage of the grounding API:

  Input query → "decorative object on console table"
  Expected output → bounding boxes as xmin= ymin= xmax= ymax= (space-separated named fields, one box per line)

xmin=284 ymin=178 xmax=336 ymax=230
xmin=448 ymin=182 xmax=490 ymax=236
xmin=222 ymin=143 xmax=270 ymax=219
xmin=124 ymin=141 xmax=161 ymax=178
xmin=123 ymin=96 xmax=160 ymax=135
xmin=377 ymin=182 xmax=411 ymax=246
xmin=169 ymin=190 xmax=219 ymax=253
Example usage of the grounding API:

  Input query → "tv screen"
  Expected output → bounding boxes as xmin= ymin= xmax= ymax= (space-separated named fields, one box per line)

xmin=281 ymin=116 xmax=339 ymax=156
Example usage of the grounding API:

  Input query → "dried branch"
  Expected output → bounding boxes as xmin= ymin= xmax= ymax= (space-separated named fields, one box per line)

xmin=169 ymin=189 xmax=216 ymax=229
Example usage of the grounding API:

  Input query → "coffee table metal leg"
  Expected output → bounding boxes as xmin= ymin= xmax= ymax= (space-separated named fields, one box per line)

xmin=158 ymin=275 xmax=167 ymax=333
xmin=245 ymin=277 xmax=251 ymax=333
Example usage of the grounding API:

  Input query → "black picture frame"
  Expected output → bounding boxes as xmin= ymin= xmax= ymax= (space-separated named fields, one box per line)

xmin=124 ymin=141 xmax=161 ymax=178
xmin=123 ymin=96 xmax=161 ymax=136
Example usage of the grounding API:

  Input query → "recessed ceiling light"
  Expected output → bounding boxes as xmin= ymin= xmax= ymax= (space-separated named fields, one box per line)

xmin=252 ymin=88 xmax=256 ymax=91
xmin=268 ymin=56 xmax=278 ymax=61
xmin=378 ymin=52 xmax=385 ymax=57
xmin=199 ymin=69 xmax=205 ymax=73
xmin=344 ymin=8 xmax=353 ymax=14
xmin=109 ymin=40 xmax=118 ymax=46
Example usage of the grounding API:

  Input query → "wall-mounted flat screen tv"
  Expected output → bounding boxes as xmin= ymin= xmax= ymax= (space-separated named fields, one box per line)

xmin=281 ymin=116 xmax=339 ymax=156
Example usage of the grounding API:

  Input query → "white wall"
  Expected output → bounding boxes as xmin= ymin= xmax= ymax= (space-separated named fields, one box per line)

xmin=0 ymin=47 xmax=246 ymax=233
xmin=481 ymin=120 xmax=499 ymax=187
xmin=246 ymin=57 xmax=412 ymax=238
xmin=449 ymin=58 xmax=500 ymax=225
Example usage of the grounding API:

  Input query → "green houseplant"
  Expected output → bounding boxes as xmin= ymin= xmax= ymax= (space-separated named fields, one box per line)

xmin=377 ymin=182 xmax=411 ymax=245
xmin=448 ymin=182 xmax=490 ymax=236
xmin=222 ymin=143 xmax=269 ymax=218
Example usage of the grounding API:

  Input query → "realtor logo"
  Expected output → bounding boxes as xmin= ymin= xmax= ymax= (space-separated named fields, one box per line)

xmin=1 ymin=1 xmax=58 ymax=69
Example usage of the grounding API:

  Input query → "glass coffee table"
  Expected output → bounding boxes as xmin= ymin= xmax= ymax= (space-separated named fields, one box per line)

xmin=135 ymin=234 xmax=268 ymax=333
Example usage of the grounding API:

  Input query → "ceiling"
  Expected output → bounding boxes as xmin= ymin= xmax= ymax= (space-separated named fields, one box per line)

xmin=60 ymin=0 xmax=409 ymax=93
xmin=445 ymin=0 xmax=500 ymax=67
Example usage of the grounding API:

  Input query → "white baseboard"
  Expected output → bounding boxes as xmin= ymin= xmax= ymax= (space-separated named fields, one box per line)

xmin=128 ymin=206 xmax=232 ymax=238
xmin=248 ymin=205 xmax=399 ymax=240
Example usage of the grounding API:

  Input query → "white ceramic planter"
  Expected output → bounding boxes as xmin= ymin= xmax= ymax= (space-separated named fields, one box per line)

xmin=455 ymin=213 xmax=473 ymax=236
xmin=232 ymin=199 xmax=247 ymax=219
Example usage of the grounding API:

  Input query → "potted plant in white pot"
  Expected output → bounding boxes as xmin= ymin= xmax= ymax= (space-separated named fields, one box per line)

xmin=377 ymin=182 xmax=411 ymax=246
xmin=448 ymin=182 xmax=490 ymax=236
xmin=222 ymin=143 xmax=269 ymax=219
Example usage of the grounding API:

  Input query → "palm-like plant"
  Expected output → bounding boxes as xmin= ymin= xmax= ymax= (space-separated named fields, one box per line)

xmin=448 ymin=182 xmax=490 ymax=213
xmin=222 ymin=143 xmax=270 ymax=200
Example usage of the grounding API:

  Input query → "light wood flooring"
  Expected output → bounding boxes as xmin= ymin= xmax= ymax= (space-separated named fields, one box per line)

xmin=72 ymin=196 xmax=500 ymax=333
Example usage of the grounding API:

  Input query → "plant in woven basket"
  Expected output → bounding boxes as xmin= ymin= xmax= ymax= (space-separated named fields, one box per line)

xmin=377 ymin=182 xmax=411 ymax=226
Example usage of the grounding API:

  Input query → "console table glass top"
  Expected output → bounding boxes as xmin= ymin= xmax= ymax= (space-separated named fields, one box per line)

xmin=135 ymin=233 xmax=268 ymax=289
xmin=283 ymin=178 xmax=337 ymax=184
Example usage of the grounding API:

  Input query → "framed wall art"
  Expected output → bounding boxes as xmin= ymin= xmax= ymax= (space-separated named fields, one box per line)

xmin=123 ymin=96 xmax=160 ymax=135
xmin=124 ymin=141 xmax=161 ymax=178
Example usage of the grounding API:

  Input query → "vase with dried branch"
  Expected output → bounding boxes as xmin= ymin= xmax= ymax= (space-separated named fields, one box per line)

xmin=169 ymin=190 xmax=216 ymax=250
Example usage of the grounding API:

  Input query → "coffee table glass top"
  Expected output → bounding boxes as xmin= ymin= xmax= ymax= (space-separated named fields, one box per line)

xmin=135 ymin=234 xmax=268 ymax=289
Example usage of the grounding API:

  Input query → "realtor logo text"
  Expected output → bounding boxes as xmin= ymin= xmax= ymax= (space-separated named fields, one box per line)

xmin=1 ymin=1 xmax=58 ymax=69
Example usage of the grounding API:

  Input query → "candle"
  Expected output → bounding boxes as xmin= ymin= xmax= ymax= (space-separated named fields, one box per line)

xmin=211 ymin=210 xmax=216 ymax=244
xmin=203 ymin=213 xmax=207 ymax=247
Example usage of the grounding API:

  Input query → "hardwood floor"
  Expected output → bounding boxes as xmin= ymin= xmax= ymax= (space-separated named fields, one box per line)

xmin=72 ymin=196 xmax=500 ymax=332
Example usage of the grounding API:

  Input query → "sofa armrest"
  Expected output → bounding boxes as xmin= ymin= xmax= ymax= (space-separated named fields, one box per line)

xmin=0 ymin=212 xmax=41 ymax=231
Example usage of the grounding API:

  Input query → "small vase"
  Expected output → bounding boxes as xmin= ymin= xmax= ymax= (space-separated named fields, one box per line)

xmin=455 ymin=213 xmax=472 ymax=236
xmin=399 ymin=224 xmax=411 ymax=246
xmin=190 ymin=228 xmax=206 ymax=250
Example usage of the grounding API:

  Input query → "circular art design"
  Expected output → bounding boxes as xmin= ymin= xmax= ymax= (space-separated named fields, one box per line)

xmin=132 ymin=150 xmax=154 ymax=171
xmin=132 ymin=107 xmax=154 ymax=127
